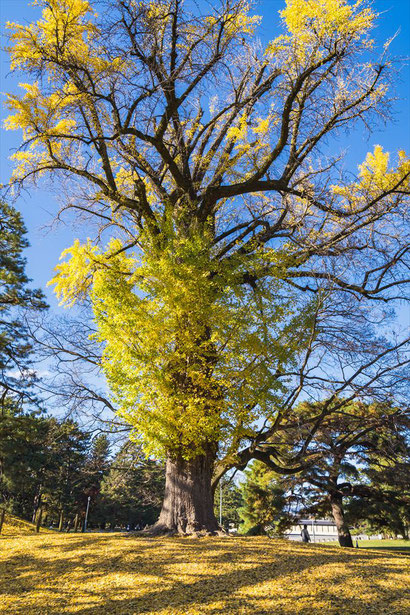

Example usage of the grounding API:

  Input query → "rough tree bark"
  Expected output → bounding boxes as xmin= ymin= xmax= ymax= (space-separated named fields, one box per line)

xmin=330 ymin=493 xmax=354 ymax=548
xmin=150 ymin=451 xmax=220 ymax=535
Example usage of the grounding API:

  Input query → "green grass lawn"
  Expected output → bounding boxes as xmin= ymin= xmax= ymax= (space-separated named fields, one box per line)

xmin=357 ymin=539 xmax=410 ymax=554
xmin=0 ymin=526 xmax=409 ymax=614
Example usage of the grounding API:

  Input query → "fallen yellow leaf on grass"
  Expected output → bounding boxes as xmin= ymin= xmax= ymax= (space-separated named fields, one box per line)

xmin=0 ymin=532 xmax=408 ymax=614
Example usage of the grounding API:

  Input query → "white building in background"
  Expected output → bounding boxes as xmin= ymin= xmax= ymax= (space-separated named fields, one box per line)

xmin=284 ymin=519 xmax=383 ymax=542
xmin=284 ymin=519 xmax=339 ymax=542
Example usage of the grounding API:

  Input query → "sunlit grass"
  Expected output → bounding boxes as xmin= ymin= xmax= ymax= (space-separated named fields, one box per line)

xmin=0 ymin=530 xmax=408 ymax=614
xmin=357 ymin=539 xmax=410 ymax=553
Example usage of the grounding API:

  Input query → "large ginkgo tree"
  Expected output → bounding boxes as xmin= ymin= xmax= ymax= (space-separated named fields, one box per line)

xmin=5 ymin=0 xmax=409 ymax=534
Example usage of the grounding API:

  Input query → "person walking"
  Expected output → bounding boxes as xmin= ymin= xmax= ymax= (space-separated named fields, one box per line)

xmin=301 ymin=524 xmax=311 ymax=543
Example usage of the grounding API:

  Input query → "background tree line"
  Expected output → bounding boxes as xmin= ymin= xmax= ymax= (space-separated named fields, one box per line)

xmin=0 ymin=403 xmax=165 ymax=531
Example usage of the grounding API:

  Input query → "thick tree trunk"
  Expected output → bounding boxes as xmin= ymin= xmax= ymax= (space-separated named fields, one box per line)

xmin=330 ymin=493 xmax=353 ymax=547
xmin=151 ymin=452 xmax=220 ymax=535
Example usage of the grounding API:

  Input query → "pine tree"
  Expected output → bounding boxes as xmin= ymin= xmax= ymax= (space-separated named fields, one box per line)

xmin=272 ymin=400 xmax=409 ymax=547
xmin=0 ymin=200 xmax=46 ymax=403
xmin=345 ymin=434 xmax=410 ymax=539
xmin=0 ymin=400 xmax=48 ymax=517
xmin=85 ymin=435 xmax=110 ymax=491
xmin=239 ymin=461 xmax=288 ymax=535
xmin=214 ymin=477 xmax=243 ymax=531
xmin=100 ymin=442 xmax=164 ymax=529
xmin=40 ymin=418 xmax=90 ymax=529
xmin=81 ymin=434 xmax=111 ymax=527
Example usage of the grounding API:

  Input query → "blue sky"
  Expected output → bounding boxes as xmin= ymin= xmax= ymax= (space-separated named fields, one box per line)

xmin=0 ymin=0 xmax=409 ymax=314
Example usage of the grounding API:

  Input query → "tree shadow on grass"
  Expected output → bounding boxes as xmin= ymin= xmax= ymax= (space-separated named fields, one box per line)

xmin=0 ymin=536 xmax=408 ymax=614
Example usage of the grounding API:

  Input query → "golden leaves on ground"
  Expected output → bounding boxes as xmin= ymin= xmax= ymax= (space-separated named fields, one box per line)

xmin=0 ymin=534 xmax=408 ymax=614
xmin=0 ymin=513 xmax=53 ymax=536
